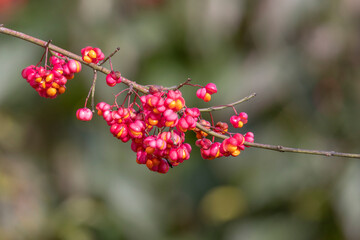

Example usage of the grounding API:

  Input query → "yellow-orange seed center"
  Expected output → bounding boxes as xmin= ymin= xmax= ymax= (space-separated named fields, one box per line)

xmin=88 ymin=50 xmax=97 ymax=59
xmin=46 ymin=87 xmax=57 ymax=97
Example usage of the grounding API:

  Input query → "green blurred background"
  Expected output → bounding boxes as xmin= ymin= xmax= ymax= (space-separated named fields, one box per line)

xmin=1 ymin=0 xmax=360 ymax=239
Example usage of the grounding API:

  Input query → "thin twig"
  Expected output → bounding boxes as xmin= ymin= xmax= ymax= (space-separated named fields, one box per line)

xmin=199 ymin=93 xmax=256 ymax=112
xmin=165 ymin=78 xmax=192 ymax=91
xmin=44 ymin=40 xmax=52 ymax=69
xmin=175 ymin=78 xmax=192 ymax=90
xmin=84 ymin=70 xmax=97 ymax=111
xmin=100 ymin=47 xmax=120 ymax=66
xmin=84 ymin=85 xmax=93 ymax=108
xmin=244 ymin=142 xmax=360 ymax=158
xmin=91 ymin=70 xmax=97 ymax=111
xmin=36 ymin=40 xmax=52 ymax=68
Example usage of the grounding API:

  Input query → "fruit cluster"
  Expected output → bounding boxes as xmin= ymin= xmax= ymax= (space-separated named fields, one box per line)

xmin=94 ymin=89 xmax=194 ymax=173
xmin=196 ymin=132 xmax=254 ymax=160
xmin=80 ymin=82 xmax=254 ymax=174
xmin=21 ymin=55 xmax=81 ymax=98
xmin=192 ymin=109 xmax=254 ymax=160
xmin=230 ymin=112 xmax=248 ymax=128
xmin=196 ymin=83 xmax=218 ymax=102
xmin=23 ymin=46 xmax=255 ymax=174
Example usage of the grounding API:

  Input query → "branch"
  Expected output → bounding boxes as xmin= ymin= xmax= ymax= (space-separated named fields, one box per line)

xmin=245 ymin=142 xmax=360 ymax=158
xmin=195 ymin=122 xmax=360 ymax=159
xmin=198 ymin=92 xmax=256 ymax=112
xmin=1 ymin=25 xmax=360 ymax=159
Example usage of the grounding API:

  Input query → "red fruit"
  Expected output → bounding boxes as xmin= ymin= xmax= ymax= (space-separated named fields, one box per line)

xmin=52 ymin=66 xmax=63 ymax=78
xmin=62 ymin=64 xmax=71 ymax=76
xmin=196 ymin=88 xmax=206 ymax=99
xmin=110 ymin=123 xmax=128 ymax=140
xmin=195 ymin=138 xmax=212 ymax=149
xmin=136 ymin=151 xmax=148 ymax=164
xmin=102 ymin=110 xmax=113 ymax=123
xmin=57 ymin=76 xmax=67 ymax=85
xmin=230 ymin=115 xmax=243 ymax=128
xmin=200 ymin=142 xmax=221 ymax=160
xmin=147 ymin=112 xmax=161 ymax=126
xmin=177 ymin=115 xmax=196 ymax=132
xmin=110 ymin=71 xmax=122 ymax=83
xmin=96 ymin=102 xmax=111 ymax=116
xmin=185 ymin=108 xmax=200 ymax=118
xmin=239 ymin=112 xmax=248 ymax=121
xmin=177 ymin=118 xmax=188 ymax=132
xmin=196 ymin=86 xmax=214 ymax=102
xmin=215 ymin=122 xmax=228 ymax=134
xmin=205 ymin=83 xmax=217 ymax=94
xmin=244 ymin=132 xmax=254 ymax=145
xmin=156 ymin=138 xmax=167 ymax=150
xmin=106 ymin=73 xmax=117 ymax=87
xmin=169 ymin=148 xmax=178 ymax=162
xmin=105 ymin=71 xmax=121 ymax=87
xmin=76 ymin=108 xmax=93 ymax=121
xmin=21 ymin=65 xmax=35 ymax=79
xmin=129 ymin=120 xmax=145 ymax=139
xmin=158 ymin=160 xmax=169 ymax=174
xmin=163 ymin=109 xmax=178 ymax=127
xmin=67 ymin=60 xmax=82 ymax=73
xmin=81 ymin=46 xmax=104 ymax=64
xmin=49 ymin=56 xmax=60 ymax=66
xmin=93 ymin=48 xmax=105 ymax=61
xmin=233 ymin=133 xmax=244 ymax=145
xmin=165 ymin=90 xmax=185 ymax=112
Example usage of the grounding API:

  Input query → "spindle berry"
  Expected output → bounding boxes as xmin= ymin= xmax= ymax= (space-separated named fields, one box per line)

xmin=76 ymin=108 xmax=93 ymax=121
xmin=81 ymin=46 xmax=105 ymax=64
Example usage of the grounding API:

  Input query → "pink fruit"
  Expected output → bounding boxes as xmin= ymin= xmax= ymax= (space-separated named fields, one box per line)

xmin=76 ymin=108 xmax=93 ymax=121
